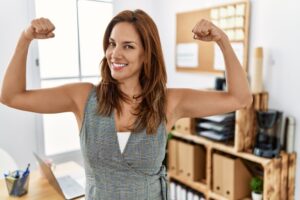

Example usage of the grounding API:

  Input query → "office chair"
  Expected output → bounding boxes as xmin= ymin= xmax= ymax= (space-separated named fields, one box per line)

xmin=0 ymin=148 xmax=18 ymax=177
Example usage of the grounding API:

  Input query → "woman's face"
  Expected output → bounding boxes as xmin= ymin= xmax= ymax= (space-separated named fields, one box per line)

xmin=106 ymin=22 xmax=145 ymax=82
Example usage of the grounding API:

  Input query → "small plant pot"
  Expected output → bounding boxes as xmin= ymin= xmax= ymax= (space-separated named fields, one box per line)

xmin=251 ymin=191 xmax=262 ymax=200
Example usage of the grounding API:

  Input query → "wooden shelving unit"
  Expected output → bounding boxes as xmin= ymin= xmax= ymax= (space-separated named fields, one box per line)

xmin=167 ymin=93 xmax=297 ymax=200
xmin=171 ymin=131 xmax=271 ymax=166
xmin=169 ymin=172 xmax=208 ymax=195
xmin=208 ymin=191 xmax=230 ymax=200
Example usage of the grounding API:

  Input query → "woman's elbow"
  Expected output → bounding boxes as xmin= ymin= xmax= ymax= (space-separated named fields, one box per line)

xmin=0 ymin=92 xmax=5 ymax=104
xmin=0 ymin=95 xmax=10 ymax=106
xmin=0 ymin=92 xmax=14 ymax=107
xmin=239 ymin=94 xmax=253 ymax=108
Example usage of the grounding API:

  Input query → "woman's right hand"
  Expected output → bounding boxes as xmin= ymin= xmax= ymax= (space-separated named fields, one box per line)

xmin=23 ymin=17 xmax=55 ymax=41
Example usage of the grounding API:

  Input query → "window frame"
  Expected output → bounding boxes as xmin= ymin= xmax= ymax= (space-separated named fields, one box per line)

xmin=33 ymin=0 xmax=112 ymax=164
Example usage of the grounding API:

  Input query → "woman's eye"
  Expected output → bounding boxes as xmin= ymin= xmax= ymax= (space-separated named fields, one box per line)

xmin=124 ymin=45 xmax=134 ymax=49
xmin=109 ymin=42 xmax=115 ymax=47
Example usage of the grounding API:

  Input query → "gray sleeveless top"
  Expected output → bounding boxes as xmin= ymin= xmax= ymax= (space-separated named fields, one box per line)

xmin=79 ymin=87 xmax=169 ymax=200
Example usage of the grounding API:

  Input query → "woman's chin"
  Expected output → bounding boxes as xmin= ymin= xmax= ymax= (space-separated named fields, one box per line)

xmin=111 ymin=73 xmax=125 ymax=81
xmin=110 ymin=71 xmax=139 ymax=83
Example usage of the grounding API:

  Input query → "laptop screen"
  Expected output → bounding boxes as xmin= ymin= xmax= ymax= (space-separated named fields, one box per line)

xmin=33 ymin=152 xmax=65 ymax=196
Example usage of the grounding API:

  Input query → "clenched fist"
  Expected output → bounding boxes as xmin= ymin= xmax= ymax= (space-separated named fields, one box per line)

xmin=23 ymin=18 xmax=55 ymax=41
xmin=192 ymin=19 xmax=227 ymax=42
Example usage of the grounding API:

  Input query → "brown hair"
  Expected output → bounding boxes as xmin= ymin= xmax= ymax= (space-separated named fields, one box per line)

xmin=96 ymin=9 xmax=167 ymax=134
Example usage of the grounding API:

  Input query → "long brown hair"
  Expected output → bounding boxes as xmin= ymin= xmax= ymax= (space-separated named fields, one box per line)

xmin=96 ymin=9 xmax=167 ymax=134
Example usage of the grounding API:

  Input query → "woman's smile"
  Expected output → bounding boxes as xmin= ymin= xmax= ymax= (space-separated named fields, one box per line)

xmin=111 ymin=62 xmax=128 ymax=71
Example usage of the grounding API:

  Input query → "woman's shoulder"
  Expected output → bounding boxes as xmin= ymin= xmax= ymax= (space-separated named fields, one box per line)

xmin=79 ymin=82 xmax=95 ymax=92
xmin=166 ymin=88 xmax=190 ymax=118
xmin=70 ymin=82 xmax=95 ymax=98
xmin=166 ymin=88 xmax=183 ymax=102
xmin=165 ymin=88 xmax=182 ymax=114
xmin=70 ymin=82 xmax=95 ymax=115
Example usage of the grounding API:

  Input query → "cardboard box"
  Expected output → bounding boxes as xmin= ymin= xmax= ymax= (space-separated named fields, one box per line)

xmin=185 ymin=144 xmax=206 ymax=182
xmin=213 ymin=153 xmax=252 ymax=200
xmin=177 ymin=141 xmax=189 ymax=178
xmin=168 ymin=139 xmax=178 ymax=175
xmin=175 ymin=118 xmax=193 ymax=135
xmin=177 ymin=141 xmax=206 ymax=182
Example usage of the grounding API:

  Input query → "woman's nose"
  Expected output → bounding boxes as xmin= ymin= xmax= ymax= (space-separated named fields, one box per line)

xmin=111 ymin=46 xmax=122 ymax=59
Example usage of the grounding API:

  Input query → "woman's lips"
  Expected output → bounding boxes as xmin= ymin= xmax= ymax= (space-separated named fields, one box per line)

xmin=112 ymin=62 xmax=128 ymax=71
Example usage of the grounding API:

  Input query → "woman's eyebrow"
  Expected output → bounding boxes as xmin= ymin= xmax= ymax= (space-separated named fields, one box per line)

xmin=109 ymin=37 xmax=137 ymax=45
xmin=123 ymin=41 xmax=137 ymax=45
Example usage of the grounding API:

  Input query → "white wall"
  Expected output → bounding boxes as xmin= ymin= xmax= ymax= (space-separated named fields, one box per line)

xmin=0 ymin=0 xmax=39 ymax=169
xmin=113 ymin=0 xmax=154 ymax=17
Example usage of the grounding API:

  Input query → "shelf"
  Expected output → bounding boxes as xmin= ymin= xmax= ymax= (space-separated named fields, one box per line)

xmin=168 ymin=173 xmax=208 ymax=195
xmin=171 ymin=131 xmax=272 ymax=166
xmin=208 ymin=191 xmax=229 ymax=200
xmin=208 ymin=191 xmax=252 ymax=200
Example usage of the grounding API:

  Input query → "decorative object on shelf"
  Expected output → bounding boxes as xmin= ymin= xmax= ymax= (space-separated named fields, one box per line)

xmin=253 ymin=109 xmax=282 ymax=158
xmin=283 ymin=116 xmax=296 ymax=153
xmin=167 ymin=132 xmax=173 ymax=141
xmin=215 ymin=77 xmax=226 ymax=91
xmin=251 ymin=47 xmax=264 ymax=93
xmin=163 ymin=132 xmax=174 ymax=167
xmin=250 ymin=176 xmax=263 ymax=200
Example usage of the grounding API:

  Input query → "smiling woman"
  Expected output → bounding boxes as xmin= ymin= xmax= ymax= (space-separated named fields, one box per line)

xmin=98 ymin=10 xmax=167 ymax=135
xmin=0 ymin=8 xmax=252 ymax=200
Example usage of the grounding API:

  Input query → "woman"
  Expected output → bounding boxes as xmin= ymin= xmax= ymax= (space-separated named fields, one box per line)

xmin=0 ymin=9 xmax=252 ymax=200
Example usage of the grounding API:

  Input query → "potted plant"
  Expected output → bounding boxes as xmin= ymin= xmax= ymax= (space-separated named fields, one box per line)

xmin=250 ymin=176 xmax=263 ymax=200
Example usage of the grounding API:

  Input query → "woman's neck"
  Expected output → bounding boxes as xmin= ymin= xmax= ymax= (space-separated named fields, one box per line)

xmin=119 ymin=79 xmax=141 ymax=99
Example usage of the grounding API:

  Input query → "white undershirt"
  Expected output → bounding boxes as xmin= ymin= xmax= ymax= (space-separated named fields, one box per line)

xmin=117 ymin=132 xmax=131 ymax=153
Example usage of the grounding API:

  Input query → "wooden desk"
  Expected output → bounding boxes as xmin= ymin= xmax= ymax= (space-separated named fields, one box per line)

xmin=0 ymin=162 xmax=85 ymax=200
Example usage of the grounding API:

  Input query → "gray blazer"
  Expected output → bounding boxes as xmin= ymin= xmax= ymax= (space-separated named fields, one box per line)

xmin=80 ymin=87 xmax=169 ymax=200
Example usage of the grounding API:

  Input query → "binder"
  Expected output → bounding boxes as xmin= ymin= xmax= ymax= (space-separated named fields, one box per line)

xmin=178 ymin=141 xmax=189 ymax=179
xmin=213 ymin=153 xmax=252 ymax=199
xmin=168 ymin=139 xmax=179 ymax=175
xmin=185 ymin=144 xmax=206 ymax=182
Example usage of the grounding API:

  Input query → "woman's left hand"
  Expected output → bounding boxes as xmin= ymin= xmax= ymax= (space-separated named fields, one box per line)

xmin=192 ymin=19 xmax=227 ymax=42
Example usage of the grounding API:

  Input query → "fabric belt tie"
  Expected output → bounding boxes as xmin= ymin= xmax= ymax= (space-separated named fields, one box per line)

xmin=145 ymin=165 xmax=168 ymax=200
xmin=159 ymin=165 xmax=169 ymax=200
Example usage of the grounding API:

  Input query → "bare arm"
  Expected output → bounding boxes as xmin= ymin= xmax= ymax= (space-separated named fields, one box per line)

xmin=0 ymin=18 xmax=92 ymax=115
xmin=169 ymin=19 xmax=252 ymax=120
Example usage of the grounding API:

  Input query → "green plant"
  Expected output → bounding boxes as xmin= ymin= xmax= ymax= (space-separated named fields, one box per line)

xmin=167 ymin=132 xmax=173 ymax=141
xmin=250 ymin=176 xmax=263 ymax=194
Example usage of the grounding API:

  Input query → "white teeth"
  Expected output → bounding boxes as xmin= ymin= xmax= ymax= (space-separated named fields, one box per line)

xmin=113 ymin=63 xmax=127 ymax=67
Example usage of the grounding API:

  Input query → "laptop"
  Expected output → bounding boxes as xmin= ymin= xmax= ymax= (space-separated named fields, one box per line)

xmin=33 ymin=152 xmax=85 ymax=200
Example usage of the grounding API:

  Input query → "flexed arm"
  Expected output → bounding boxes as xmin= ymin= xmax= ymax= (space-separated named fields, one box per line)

xmin=193 ymin=19 xmax=252 ymax=106
xmin=0 ymin=18 xmax=92 ymax=114
xmin=168 ymin=19 xmax=252 ymax=120
xmin=0 ymin=18 xmax=55 ymax=104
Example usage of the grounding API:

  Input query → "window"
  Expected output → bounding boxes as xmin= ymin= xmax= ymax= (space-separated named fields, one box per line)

xmin=34 ymin=0 xmax=112 ymax=156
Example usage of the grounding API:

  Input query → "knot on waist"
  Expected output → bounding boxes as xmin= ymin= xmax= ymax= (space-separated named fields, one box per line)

xmin=145 ymin=165 xmax=168 ymax=200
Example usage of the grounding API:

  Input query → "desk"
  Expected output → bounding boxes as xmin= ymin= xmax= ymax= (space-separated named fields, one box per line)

xmin=0 ymin=162 xmax=85 ymax=200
